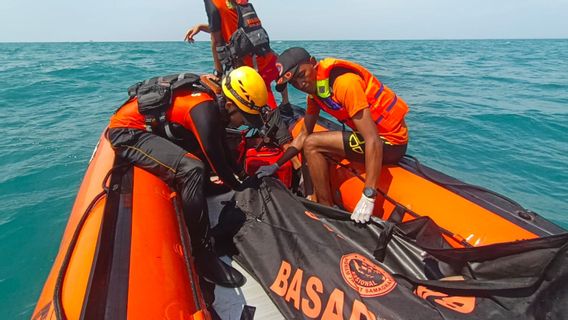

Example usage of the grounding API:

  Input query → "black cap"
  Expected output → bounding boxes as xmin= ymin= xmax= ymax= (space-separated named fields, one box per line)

xmin=275 ymin=47 xmax=311 ymax=92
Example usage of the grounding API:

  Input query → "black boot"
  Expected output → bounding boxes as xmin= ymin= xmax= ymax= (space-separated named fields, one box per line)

xmin=194 ymin=247 xmax=246 ymax=288
xmin=174 ymin=159 xmax=245 ymax=288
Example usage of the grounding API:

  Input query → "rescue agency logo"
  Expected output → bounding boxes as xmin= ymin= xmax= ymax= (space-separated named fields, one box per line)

xmin=340 ymin=253 xmax=397 ymax=297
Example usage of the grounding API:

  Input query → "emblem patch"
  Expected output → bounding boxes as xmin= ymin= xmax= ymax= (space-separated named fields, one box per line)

xmin=340 ymin=253 xmax=396 ymax=297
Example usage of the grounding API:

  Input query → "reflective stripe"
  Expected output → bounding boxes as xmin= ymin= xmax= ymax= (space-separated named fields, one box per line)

xmin=374 ymin=83 xmax=385 ymax=100
xmin=386 ymin=95 xmax=398 ymax=112
xmin=322 ymin=97 xmax=343 ymax=111
xmin=374 ymin=95 xmax=398 ymax=125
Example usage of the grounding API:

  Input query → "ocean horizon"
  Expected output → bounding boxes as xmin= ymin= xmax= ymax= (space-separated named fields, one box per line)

xmin=2 ymin=37 xmax=568 ymax=43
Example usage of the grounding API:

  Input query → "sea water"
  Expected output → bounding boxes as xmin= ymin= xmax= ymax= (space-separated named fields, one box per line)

xmin=0 ymin=40 xmax=567 ymax=318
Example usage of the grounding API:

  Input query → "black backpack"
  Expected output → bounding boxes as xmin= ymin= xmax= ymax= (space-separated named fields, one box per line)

xmin=127 ymin=73 xmax=214 ymax=137
xmin=228 ymin=3 xmax=271 ymax=60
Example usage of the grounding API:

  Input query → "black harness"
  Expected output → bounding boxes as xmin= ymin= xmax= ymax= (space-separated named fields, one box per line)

xmin=232 ymin=3 xmax=271 ymax=57
xmin=217 ymin=3 xmax=271 ymax=72
xmin=126 ymin=73 xmax=215 ymax=139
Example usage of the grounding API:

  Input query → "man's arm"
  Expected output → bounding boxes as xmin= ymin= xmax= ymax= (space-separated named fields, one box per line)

xmin=210 ymin=32 xmax=224 ymax=75
xmin=190 ymin=101 xmax=241 ymax=189
xmin=255 ymin=111 xmax=319 ymax=178
xmin=351 ymin=108 xmax=382 ymax=189
xmin=275 ymin=109 xmax=319 ymax=167
xmin=203 ymin=0 xmax=225 ymax=74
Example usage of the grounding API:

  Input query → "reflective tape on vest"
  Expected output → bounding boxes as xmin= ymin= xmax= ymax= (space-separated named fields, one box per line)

xmin=375 ymin=95 xmax=398 ymax=125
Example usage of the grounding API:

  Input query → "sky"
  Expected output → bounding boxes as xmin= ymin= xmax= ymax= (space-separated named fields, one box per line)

xmin=1 ymin=0 xmax=567 ymax=42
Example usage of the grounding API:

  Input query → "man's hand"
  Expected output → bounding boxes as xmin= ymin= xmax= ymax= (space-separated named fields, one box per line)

xmin=184 ymin=23 xmax=208 ymax=43
xmin=255 ymin=164 xmax=279 ymax=178
xmin=351 ymin=194 xmax=375 ymax=223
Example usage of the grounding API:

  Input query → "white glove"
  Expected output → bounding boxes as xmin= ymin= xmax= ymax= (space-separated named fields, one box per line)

xmin=255 ymin=163 xmax=280 ymax=178
xmin=351 ymin=194 xmax=375 ymax=223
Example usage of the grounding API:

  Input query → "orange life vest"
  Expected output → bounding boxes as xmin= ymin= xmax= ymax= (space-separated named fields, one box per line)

xmin=310 ymin=58 xmax=408 ymax=134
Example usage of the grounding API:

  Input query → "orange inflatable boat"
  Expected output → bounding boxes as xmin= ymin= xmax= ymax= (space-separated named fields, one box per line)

xmin=33 ymin=109 xmax=564 ymax=319
xmin=32 ymin=130 xmax=209 ymax=320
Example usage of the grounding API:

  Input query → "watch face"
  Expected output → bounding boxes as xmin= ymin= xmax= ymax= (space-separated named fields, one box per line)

xmin=364 ymin=187 xmax=377 ymax=198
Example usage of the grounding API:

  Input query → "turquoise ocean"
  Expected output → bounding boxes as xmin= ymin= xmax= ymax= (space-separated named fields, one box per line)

xmin=1 ymin=40 xmax=567 ymax=318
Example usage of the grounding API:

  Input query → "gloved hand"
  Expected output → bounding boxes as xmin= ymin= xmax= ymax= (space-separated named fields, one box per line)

xmin=255 ymin=163 xmax=279 ymax=178
xmin=351 ymin=194 xmax=375 ymax=223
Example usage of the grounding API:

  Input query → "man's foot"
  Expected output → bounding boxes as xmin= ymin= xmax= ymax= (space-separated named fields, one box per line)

xmin=194 ymin=251 xmax=246 ymax=288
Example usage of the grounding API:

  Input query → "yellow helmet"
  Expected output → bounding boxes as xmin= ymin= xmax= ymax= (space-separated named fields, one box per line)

xmin=222 ymin=66 xmax=268 ymax=115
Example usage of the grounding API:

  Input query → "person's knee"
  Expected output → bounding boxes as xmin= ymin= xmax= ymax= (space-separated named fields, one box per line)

xmin=176 ymin=155 xmax=205 ymax=183
xmin=108 ymin=128 xmax=136 ymax=149
xmin=304 ymin=135 xmax=320 ymax=155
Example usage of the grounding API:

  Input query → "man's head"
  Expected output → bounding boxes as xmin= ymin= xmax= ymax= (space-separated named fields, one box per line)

xmin=221 ymin=66 xmax=268 ymax=128
xmin=275 ymin=47 xmax=317 ymax=95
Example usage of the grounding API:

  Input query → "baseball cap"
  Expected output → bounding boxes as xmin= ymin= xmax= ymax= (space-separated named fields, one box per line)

xmin=275 ymin=47 xmax=311 ymax=92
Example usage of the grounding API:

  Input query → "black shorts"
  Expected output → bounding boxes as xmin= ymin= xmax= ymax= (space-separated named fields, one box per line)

xmin=342 ymin=131 xmax=407 ymax=164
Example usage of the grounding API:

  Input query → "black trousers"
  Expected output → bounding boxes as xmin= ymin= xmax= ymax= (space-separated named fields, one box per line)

xmin=108 ymin=128 xmax=210 ymax=253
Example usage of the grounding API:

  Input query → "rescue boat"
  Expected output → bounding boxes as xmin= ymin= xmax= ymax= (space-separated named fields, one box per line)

xmin=33 ymin=108 xmax=565 ymax=319
xmin=32 ymin=130 xmax=209 ymax=320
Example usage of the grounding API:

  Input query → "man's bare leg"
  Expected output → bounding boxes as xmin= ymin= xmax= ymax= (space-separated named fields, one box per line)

xmin=303 ymin=131 xmax=346 ymax=206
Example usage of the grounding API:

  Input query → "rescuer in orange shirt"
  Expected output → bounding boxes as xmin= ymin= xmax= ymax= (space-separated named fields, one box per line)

xmin=109 ymin=66 xmax=271 ymax=288
xmin=184 ymin=0 xmax=290 ymax=112
xmin=256 ymin=47 xmax=409 ymax=224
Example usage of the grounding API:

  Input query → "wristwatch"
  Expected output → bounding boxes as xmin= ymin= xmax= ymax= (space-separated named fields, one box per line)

xmin=363 ymin=187 xmax=377 ymax=198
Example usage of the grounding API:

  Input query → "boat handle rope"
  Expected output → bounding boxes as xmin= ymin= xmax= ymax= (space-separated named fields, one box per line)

xmin=53 ymin=164 xmax=129 ymax=319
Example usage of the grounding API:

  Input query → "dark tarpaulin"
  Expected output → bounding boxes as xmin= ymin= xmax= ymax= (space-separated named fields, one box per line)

xmin=222 ymin=178 xmax=568 ymax=320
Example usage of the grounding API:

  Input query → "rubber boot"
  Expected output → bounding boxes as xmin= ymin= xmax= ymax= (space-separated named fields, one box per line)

xmin=175 ymin=156 xmax=245 ymax=288
xmin=187 ymin=207 xmax=246 ymax=288
xmin=193 ymin=243 xmax=246 ymax=288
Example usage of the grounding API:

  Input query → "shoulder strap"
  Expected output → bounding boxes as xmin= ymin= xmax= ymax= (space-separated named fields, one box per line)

xmin=128 ymin=72 xmax=210 ymax=97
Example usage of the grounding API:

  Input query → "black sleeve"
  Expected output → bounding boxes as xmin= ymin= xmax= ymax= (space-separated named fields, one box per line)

xmin=266 ymin=109 xmax=293 ymax=146
xmin=190 ymin=101 xmax=240 ymax=188
xmin=204 ymin=0 xmax=221 ymax=32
